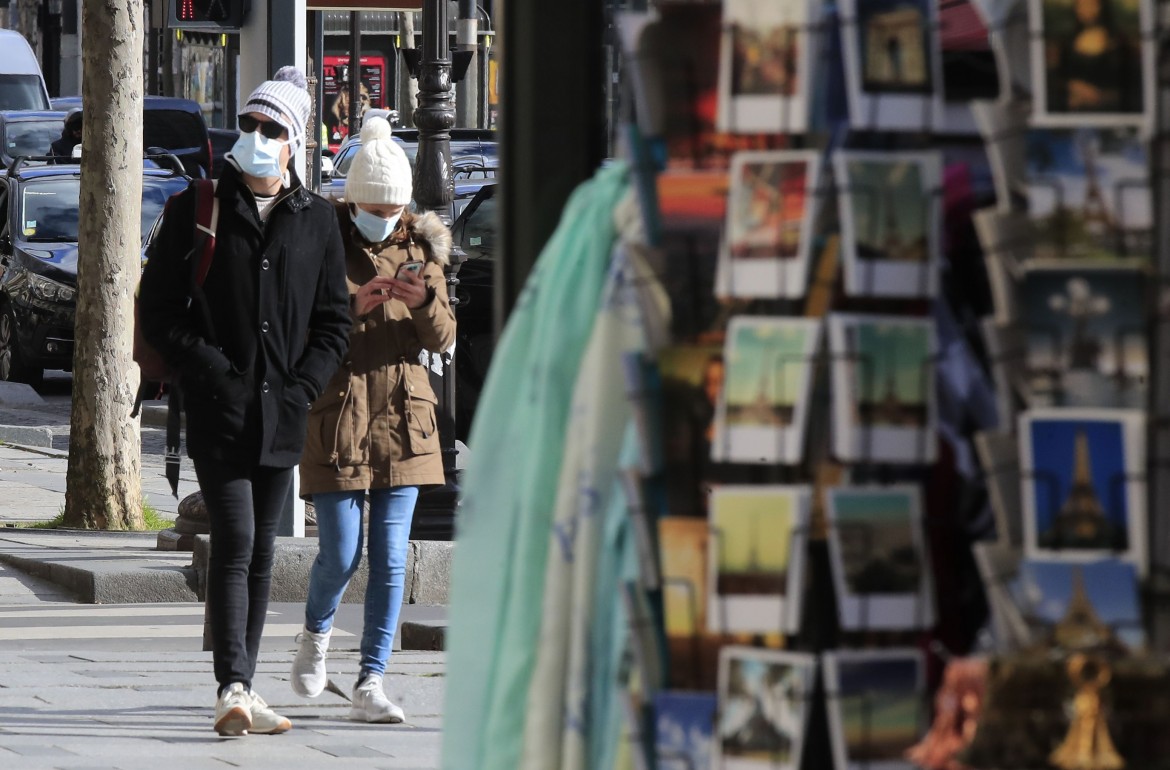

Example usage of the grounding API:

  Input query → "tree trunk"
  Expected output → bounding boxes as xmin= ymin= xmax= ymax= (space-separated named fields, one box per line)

xmin=397 ymin=11 xmax=419 ymax=128
xmin=62 ymin=0 xmax=144 ymax=530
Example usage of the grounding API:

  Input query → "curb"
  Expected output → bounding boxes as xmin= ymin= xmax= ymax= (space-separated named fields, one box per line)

xmin=0 ymin=425 xmax=52 ymax=448
xmin=0 ymin=550 xmax=199 ymax=604
xmin=400 ymin=619 xmax=446 ymax=651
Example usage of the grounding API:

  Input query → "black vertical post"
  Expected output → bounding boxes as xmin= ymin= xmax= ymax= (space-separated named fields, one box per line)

xmin=309 ymin=10 xmax=324 ymax=191
xmin=41 ymin=0 xmax=62 ymax=97
xmin=413 ymin=0 xmax=453 ymax=217
xmin=411 ymin=0 xmax=459 ymax=540
xmin=496 ymin=0 xmax=606 ymax=332
xmin=348 ymin=12 xmax=362 ymax=139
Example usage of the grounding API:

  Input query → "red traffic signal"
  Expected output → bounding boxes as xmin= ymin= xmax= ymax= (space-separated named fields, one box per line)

xmin=168 ymin=0 xmax=248 ymax=31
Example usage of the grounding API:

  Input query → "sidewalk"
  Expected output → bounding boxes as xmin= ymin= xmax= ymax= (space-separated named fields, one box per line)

xmin=0 ymin=391 xmax=449 ymax=768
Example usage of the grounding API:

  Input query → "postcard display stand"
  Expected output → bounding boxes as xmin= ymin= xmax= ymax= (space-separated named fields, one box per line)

xmin=616 ymin=0 xmax=1170 ymax=768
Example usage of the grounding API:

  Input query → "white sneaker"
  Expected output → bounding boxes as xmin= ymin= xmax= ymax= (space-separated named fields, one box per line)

xmin=214 ymin=682 xmax=252 ymax=736
xmin=248 ymin=689 xmax=292 ymax=734
xmin=291 ymin=627 xmax=331 ymax=697
xmin=350 ymin=674 xmax=405 ymax=723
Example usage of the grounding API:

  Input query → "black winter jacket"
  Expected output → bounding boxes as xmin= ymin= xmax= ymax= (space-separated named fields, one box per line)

xmin=139 ymin=165 xmax=351 ymax=467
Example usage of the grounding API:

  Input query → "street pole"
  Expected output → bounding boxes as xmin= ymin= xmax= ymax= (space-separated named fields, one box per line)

xmin=413 ymin=0 xmax=453 ymax=216
xmin=347 ymin=11 xmax=361 ymax=139
xmin=454 ymin=0 xmax=476 ymax=128
xmin=412 ymin=0 xmax=459 ymax=539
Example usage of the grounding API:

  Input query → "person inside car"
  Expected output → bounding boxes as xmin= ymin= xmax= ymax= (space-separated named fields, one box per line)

xmin=49 ymin=108 xmax=82 ymax=160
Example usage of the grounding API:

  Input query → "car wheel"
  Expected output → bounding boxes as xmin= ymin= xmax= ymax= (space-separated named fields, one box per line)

xmin=0 ymin=304 xmax=42 ymax=388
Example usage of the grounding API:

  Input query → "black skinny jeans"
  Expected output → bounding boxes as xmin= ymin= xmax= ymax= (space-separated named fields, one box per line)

xmin=194 ymin=459 xmax=293 ymax=693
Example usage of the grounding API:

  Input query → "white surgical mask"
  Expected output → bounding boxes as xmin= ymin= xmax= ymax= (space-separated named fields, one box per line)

xmin=229 ymin=130 xmax=288 ymax=180
xmin=351 ymin=206 xmax=401 ymax=244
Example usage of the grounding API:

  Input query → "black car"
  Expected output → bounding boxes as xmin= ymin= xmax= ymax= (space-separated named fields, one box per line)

xmin=51 ymin=96 xmax=213 ymax=179
xmin=0 ymin=110 xmax=66 ymax=166
xmin=448 ymin=181 xmax=496 ymax=441
xmin=0 ymin=160 xmax=190 ymax=385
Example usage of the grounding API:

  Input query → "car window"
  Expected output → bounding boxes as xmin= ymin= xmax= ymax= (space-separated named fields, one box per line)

xmin=4 ymin=120 xmax=60 ymax=159
xmin=0 ymin=76 xmax=49 ymax=110
xmin=458 ymin=194 xmax=496 ymax=260
xmin=20 ymin=176 xmax=185 ymax=243
xmin=333 ymin=144 xmax=360 ymax=177
xmin=143 ymin=110 xmax=206 ymax=153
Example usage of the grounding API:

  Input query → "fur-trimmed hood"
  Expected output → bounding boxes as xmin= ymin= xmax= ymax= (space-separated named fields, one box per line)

xmin=333 ymin=202 xmax=451 ymax=265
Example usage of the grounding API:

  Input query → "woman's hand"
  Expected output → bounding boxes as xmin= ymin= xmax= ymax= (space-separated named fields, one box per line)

xmin=353 ymin=276 xmax=395 ymax=316
xmin=386 ymin=270 xmax=429 ymax=310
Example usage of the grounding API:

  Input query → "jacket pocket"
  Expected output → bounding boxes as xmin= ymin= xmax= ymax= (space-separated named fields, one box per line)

xmin=404 ymin=366 xmax=440 ymax=456
xmin=308 ymin=376 xmax=366 ymax=466
xmin=273 ymin=382 xmax=311 ymax=454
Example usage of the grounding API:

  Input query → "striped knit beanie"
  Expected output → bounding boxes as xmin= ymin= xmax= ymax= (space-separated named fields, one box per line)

xmin=240 ymin=66 xmax=311 ymax=154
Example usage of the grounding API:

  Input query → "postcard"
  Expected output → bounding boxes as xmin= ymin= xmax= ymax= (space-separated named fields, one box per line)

xmin=1015 ymin=557 xmax=1145 ymax=649
xmin=713 ymin=317 xmax=821 ymax=463
xmin=823 ymin=649 xmax=926 ymax=770
xmin=717 ymin=646 xmax=818 ymax=770
xmin=974 ymin=430 xmax=1025 ymax=548
xmin=979 ymin=319 xmax=1030 ymax=431
xmin=1028 ymin=0 xmax=1153 ymax=129
xmin=1016 ymin=263 xmax=1148 ymax=409
xmin=717 ymin=0 xmax=818 ymax=134
xmin=1026 ymin=128 xmax=1151 ymax=261
xmin=718 ymin=150 xmax=824 ymax=299
xmin=972 ymin=100 xmax=1031 ymax=214
xmin=661 ymin=517 xmax=711 ymax=641
xmin=826 ymin=485 xmax=935 ymax=631
xmin=707 ymin=486 xmax=811 ymax=635
xmin=834 ymin=150 xmax=942 ymax=298
xmin=839 ymin=0 xmax=945 ymax=131
xmin=656 ymin=691 xmax=719 ymax=770
xmin=971 ymin=541 xmax=1033 ymax=649
xmin=658 ymin=343 xmax=725 ymax=519
xmin=828 ymin=314 xmax=938 ymax=464
xmin=1019 ymin=408 xmax=1147 ymax=574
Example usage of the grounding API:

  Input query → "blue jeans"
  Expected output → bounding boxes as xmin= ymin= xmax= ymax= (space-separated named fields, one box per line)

xmin=305 ymin=486 xmax=419 ymax=677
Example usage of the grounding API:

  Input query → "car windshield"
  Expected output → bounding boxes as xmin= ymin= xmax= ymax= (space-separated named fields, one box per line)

xmin=458 ymin=194 xmax=496 ymax=260
xmin=4 ymin=120 xmax=60 ymax=159
xmin=0 ymin=75 xmax=48 ymax=110
xmin=20 ymin=177 xmax=180 ymax=243
xmin=333 ymin=138 xmax=418 ymax=177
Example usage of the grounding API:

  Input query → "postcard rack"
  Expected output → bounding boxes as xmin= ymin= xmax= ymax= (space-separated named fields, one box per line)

xmin=611 ymin=0 xmax=1170 ymax=767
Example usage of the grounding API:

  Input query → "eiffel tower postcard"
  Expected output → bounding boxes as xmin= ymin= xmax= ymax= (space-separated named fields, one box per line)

xmin=834 ymin=150 xmax=941 ymax=299
xmin=823 ymin=648 xmax=926 ymax=770
xmin=1019 ymin=408 xmax=1147 ymax=575
xmin=1025 ymin=127 xmax=1151 ymax=263
xmin=708 ymin=485 xmax=811 ymax=635
xmin=1016 ymin=558 xmax=1145 ymax=651
xmin=829 ymin=313 xmax=937 ymax=464
xmin=714 ymin=317 xmax=821 ymax=464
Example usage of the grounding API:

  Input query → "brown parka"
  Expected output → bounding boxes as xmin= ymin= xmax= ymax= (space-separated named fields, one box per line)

xmin=299 ymin=205 xmax=457 ymax=496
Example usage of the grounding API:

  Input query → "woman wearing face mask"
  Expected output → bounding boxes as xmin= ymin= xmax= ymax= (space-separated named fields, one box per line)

xmin=290 ymin=116 xmax=456 ymax=723
xmin=139 ymin=66 xmax=351 ymax=736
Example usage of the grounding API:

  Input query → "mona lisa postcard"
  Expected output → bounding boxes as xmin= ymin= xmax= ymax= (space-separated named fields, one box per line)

xmin=1028 ymin=0 xmax=1154 ymax=129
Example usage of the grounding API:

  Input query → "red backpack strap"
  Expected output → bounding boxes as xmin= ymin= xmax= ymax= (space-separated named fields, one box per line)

xmin=191 ymin=179 xmax=219 ymax=287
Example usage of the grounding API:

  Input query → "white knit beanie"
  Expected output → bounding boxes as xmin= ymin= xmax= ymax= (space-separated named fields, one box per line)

xmin=345 ymin=117 xmax=413 ymax=205
xmin=240 ymin=66 xmax=311 ymax=154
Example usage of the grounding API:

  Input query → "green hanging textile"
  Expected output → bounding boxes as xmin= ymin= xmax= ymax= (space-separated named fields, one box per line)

xmin=441 ymin=163 xmax=630 ymax=770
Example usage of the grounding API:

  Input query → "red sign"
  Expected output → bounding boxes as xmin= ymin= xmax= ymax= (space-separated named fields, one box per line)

xmin=323 ymin=55 xmax=386 ymax=153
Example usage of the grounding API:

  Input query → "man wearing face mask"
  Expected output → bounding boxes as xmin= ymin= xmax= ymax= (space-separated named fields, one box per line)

xmin=290 ymin=116 xmax=455 ymax=724
xmin=138 ymin=66 xmax=351 ymax=736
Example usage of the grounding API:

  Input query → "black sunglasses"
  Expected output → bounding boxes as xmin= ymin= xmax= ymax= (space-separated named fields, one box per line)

xmin=238 ymin=114 xmax=287 ymax=141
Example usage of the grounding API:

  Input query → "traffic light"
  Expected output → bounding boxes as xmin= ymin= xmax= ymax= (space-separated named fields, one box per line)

xmin=168 ymin=0 xmax=249 ymax=32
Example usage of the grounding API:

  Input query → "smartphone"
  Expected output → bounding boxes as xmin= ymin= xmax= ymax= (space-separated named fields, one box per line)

xmin=395 ymin=260 xmax=423 ymax=281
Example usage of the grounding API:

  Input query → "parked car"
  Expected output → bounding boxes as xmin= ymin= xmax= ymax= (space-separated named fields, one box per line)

xmin=207 ymin=127 xmax=239 ymax=178
xmin=0 ymin=110 xmax=65 ymax=167
xmin=51 ymin=96 xmax=213 ymax=179
xmin=0 ymin=30 xmax=51 ymax=111
xmin=448 ymin=181 xmax=496 ymax=441
xmin=0 ymin=159 xmax=189 ymax=385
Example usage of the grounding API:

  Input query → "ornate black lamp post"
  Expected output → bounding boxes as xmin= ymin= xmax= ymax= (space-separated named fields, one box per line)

xmin=409 ymin=0 xmax=462 ymax=540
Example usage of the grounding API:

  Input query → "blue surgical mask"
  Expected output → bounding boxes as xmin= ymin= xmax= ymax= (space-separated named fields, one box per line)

xmin=229 ymin=130 xmax=288 ymax=179
xmin=350 ymin=207 xmax=401 ymax=244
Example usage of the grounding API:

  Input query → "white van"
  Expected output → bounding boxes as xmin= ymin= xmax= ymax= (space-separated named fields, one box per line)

xmin=0 ymin=30 xmax=49 ymax=110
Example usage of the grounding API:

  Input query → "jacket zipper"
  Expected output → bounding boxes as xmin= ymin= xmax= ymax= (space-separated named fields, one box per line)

xmin=329 ymin=377 xmax=354 ymax=472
